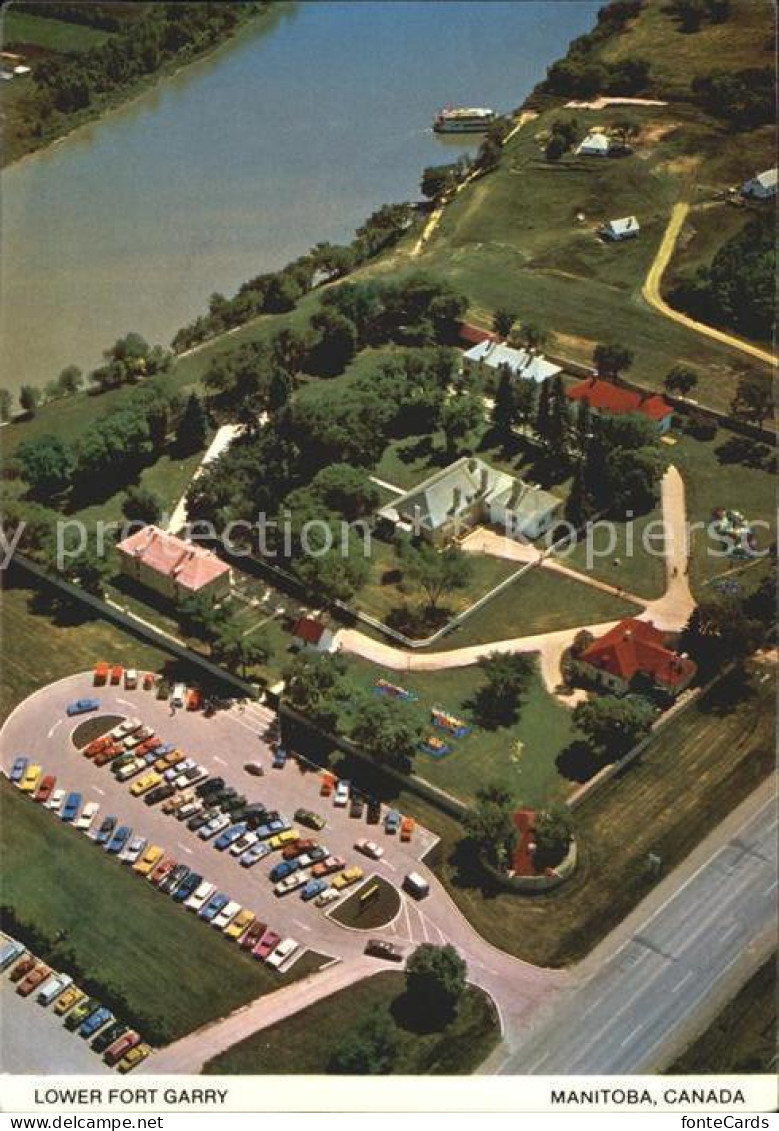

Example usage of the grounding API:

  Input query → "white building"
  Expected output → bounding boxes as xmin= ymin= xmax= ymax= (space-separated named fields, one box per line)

xmin=601 ymin=215 xmax=640 ymax=241
xmin=462 ymin=340 xmax=562 ymax=385
xmin=741 ymin=168 xmax=777 ymax=199
xmin=576 ymin=131 xmax=611 ymax=157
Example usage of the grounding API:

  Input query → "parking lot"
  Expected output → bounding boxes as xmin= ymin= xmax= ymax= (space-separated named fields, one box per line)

xmin=0 ymin=975 xmax=112 ymax=1076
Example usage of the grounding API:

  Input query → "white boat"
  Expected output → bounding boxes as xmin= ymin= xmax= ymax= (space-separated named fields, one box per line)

xmin=433 ymin=106 xmax=496 ymax=133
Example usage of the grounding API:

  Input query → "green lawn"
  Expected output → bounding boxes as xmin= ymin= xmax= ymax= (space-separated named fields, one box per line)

xmin=2 ymin=11 xmax=112 ymax=52
xmin=0 ymin=781 xmax=321 ymax=1045
xmin=342 ymin=655 xmax=576 ymax=810
xmin=203 ymin=971 xmax=500 ymax=1075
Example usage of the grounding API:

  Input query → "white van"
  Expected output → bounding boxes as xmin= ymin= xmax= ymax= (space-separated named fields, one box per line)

xmin=171 ymin=683 xmax=187 ymax=708
xmin=37 ymin=973 xmax=72 ymax=1006
xmin=403 ymin=872 xmax=429 ymax=900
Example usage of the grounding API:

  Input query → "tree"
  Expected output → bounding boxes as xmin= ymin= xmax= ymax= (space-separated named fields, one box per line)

xmin=533 ymin=807 xmax=573 ymax=871
xmin=439 ymin=390 xmax=485 ymax=458
xmin=464 ymin=782 xmax=517 ymax=870
xmin=545 ymin=132 xmax=568 ymax=161
xmin=610 ymin=116 xmax=639 ymax=150
xmin=405 ymin=944 xmax=467 ymax=1024
xmin=679 ymin=596 xmax=764 ymax=676
xmin=475 ymin=651 xmax=534 ymax=727
xmin=606 ymin=444 xmax=664 ymax=515
xmin=517 ymin=323 xmax=549 ymax=351
xmin=176 ymin=392 xmax=209 ymax=454
xmin=401 ymin=541 xmax=472 ymax=613
xmin=420 ymin=163 xmax=456 ymax=200
xmin=19 ymin=385 xmax=41 ymax=417
xmin=56 ymin=365 xmax=84 ymax=396
xmin=492 ymin=309 xmax=518 ymax=340
xmin=731 ymin=370 xmax=774 ymax=427
xmin=121 ymin=485 xmax=162 ymax=525
xmin=309 ymin=309 xmax=358 ymax=377
xmin=177 ymin=592 xmax=232 ymax=646
xmin=17 ymin=434 xmax=75 ymax=497
xmin=593 ymin=343 xmax=634 ymax=379
xmin=282 ymin=652 xmax=347 ymax=732
xmin=572 ymin=696 xmax=654 ymax=761
xmin=664 ymin=366 xmax=699 ymax=397
xmin=311 ymin=463 xmax=380 ymax=521
xmin=350 ymin=695 xmax=424 ymax=771
xmin=212 ymin=622 xmax=270 ymax=677
xmin=61 ymin=545 xmax=109 ymax=596
xmin=491 ymin=363 xmax=515 ymax=435
xmin=329 ymin=1013 xmax=400 ymax=1075
xmin=0 ymin=389 xmax=12 ymax=422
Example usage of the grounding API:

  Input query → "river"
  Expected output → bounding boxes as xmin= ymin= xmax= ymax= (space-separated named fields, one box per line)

xmin=0 ymin=0 xmax=599 ymax=395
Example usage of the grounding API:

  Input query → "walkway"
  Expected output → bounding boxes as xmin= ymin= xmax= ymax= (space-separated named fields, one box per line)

xmin=166 ymin=423 xmax=244 ymax=534
xmin=642 ymin=201 xmax=776 ymax=368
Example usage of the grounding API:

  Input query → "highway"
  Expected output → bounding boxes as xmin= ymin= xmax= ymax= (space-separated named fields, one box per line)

xmin=493 ymin=788 xmax=777 ymax=1074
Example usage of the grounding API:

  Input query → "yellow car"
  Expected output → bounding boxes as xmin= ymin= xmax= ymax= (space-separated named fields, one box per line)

xmin=332 ymin=866 xmax=364 ymax=891
xmin=132 ymin=845 xmax=164 ymax=877
xmin=268 ymin=828 xmax=299 ymax=850
xmin=117 ymin=1042 xmax=151 ymax=1074
xmin=53 ymin=985 xmax=85 ymax=1016
xmin=129 ymin=771 xmax=161 ymax=797
xmin=154 ymin=749 xmax=184 ymax=772
xmin=223 ymin=908 xmax=255 ymax=941
xmin=19 ymin=764 xmax=42 ymax=793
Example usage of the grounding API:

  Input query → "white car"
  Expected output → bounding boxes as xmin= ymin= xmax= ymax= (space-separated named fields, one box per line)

xmin=229 ymin=831 xmax=259 ymax=857
xmin=334 ymin=781 xmax=350 ymax=807
xmin=266 ymin=937 xmax=299 ymax=970
xmin=76 ymin=801 xmax=99 ymax=831
xmin=124 ymin=669 xmax=138 ymax=689
xmin=111 ymin=717 xmax=141 ymax=740
xmin=165 ymin=757 xmax=194 ymax=783
xmin=211 ymin=900 xmax=241 ymax=930
xmin=315 ymin=887 xmax=341 ymax=908
xmin=355 ymin=838 xmax=384 ymax=860
xmin=176 ymin=799 xmax=203 ymax=821
xmin=46 ymin=788 xmax=67 ymax=813
xmin=198 ymin=814 xmax=230 ymax=841
xmin=115 ymin=758 xmax=144 ymax=782
xmin=274 ymin=870 xmax=310 ymax=897
xmin=184 ymin=881 xmax=215 ymax=912
xmin=121 ymin=836 xmax=147 ymax=865
xmin=123 ymin=726 xmax=154 ymax=750
xmin=171 ymin=683 xmax=187 ymax=708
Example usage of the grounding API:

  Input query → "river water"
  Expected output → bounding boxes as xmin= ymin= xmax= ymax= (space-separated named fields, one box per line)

xmin=0 ymin=0 xmax=599 ymax=394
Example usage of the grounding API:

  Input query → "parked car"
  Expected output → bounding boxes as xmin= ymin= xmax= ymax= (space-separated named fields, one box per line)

xmin=301 ymin=878 xmax=328 ymax=902
xmin=198 ymin=813 xmax=231 ymax=841
xmin=37 ymin=972 xmax=73 ymax=1006
xmin=244 ymin=762 xmax=264 ymax=777
xmin=54 ymin=985 xmax=85 ymax=1016
xmin=400 ymin=817 xmax=415 ymax=842
xmin=272 ymin=747 xmax=288 ymax=769
xmin=252 ymin=929 xmax=281 ymax=961
xmin=282 ymin=837 xmax=316 ymax=860
xmin=270 ymin=858 xmax=301 ymax=884
xmin=223 ymin=908 xmax=255 ymax=940
xmin=19 ymin=764 xmax=42 ymax=793
xmin=185 ymin=881 xmax=216 ymax=912
xmin=198 ymin=892 xmax=230 ymax=922
xmin=188 ymin=806 xmax=219 ymax=832
xmin=110 ymin=665 xmax=123 ymax=685
xmin=366 ymin=798 xmax=382 ymax=825
xmin=124 ymin=669 xmax=138 ymax=690
xmin=144 ymin=783 xmax=176 ymax=807
xmin=164 ymin=757 xmax=195 ymax=783
xmin=124 ymin=726 xmax=155 ymax=750
xmin=176 ymin=799 xmax=204 ymax=822
xmin=172 ymin=871 xmax=202 ymax=904
xmin=294 ymin=807 xmax=327 ymax=831
xmin=33 ymin=775 xmax=57 ymax=804
xmin=244 ymin=806 xmax=269 ymax=831
xmin=0 ymin=939 xmax=26 ymax=971
xmin=304 ymin=846 xmax=328 ymax=866
xmin=61 ymin=792 xmax=82 ymax=823
xmin=132 ymin=845 xmax=164 ymax=877
xmin=213 ymin=786 xmax=237 ymax=806
xmin=92 ymin=1020 xmax=127 ymax=1054
xmin=332 ymin=866 xmax=364 ymax=891
xmin=175 ymin=764 xmax=208 ymax=790
xmin=94 ymin=816 xmax=117 ymax=846
xmin=266 ymin=937 xmax=299 ymax=970
xmin=320 ymin=773 xmax=335 ymax=798
xmin=314 ymin=887 xmax=341 ymax=908
xmin=256 ymin=818 xmax=289 ymax=840
xmin=80 ymin=1006 xmax=113 ymax=1039
xmin=402 ymin=872 xmax=429 ymax=899
xmin=229 ymin=831 xmax=259 ymax=857
xmin=334 ymin=780 xmax=350 ymax=807
xmin=76 ymin=801 xmax=99 ymax=831
xmin=129 ymin=771 xmax=161 ymax=797
xmin=212 ymin=900 xmax=241 ymax=930
xmin=106 ymin=825 xmax=132 ymax=855
xmin=365 ymin=939 xmax=403 ymax=962
xmin=64 ymin=997 xmax=100 ymax=1031
xmin=159 ymin=863 xmax=190 ymax=895
xmin=155 ymin=748 xmax=185 ymax=773
xmin=274 ymin=871 xmax=309 ymax=896
xmin=239 ymin=920 xmax=266 ymax=951
xmin=117 ymin=1042 xmax=151 ymax=1074
xmin=121 ymin=836 xmax=147 ymax=866
xmin=17 ymin=963 xmax=52 ymax=997
xmin=214 ymin=823 xmax=248 ymax=852
xmin=355 ymin=838 xmax=384 ymax=860
xmin=142 ymin=672 xmax=156 ymax=691
xmin=170 ymin=683 xmax=187 ymax=708
xmin=94 ymin=745 xmax=123 ymax=767
xmin=268 ymin=828 xmax=299 ymax=850
xmin=104 ymin=1030 xmax=140 ymax=1066
xmin=9 ymin=955 xmax=37 ymax=983
xmin=115 ymin=758 xmax=144 ymax=783
xmin=46 ymin=788 xmax=67 ymax=813
xmin=150 ymin=857 xmax=177 ymax=887
xmin=239 ymin=842 xmax=273 ymax=868
xmin=66 ymin=698 xmax=100 ymax=717
xmin=349 ymin=794 xmax=365 ymax=819
xmin=312 ymin=855 xmax=346 ymax=879
xmin=83 ymin=736 xmax=111 ymax=759
xmin=9 ymin=756 xmax=29 ymax=784
xmin=384 ymin=809 xmax=401 ymax=835
xmin=162 ymin=791 xmax=191 ymax=816
xmin=196 ymin=777 xmax=224 ymax=798
xmin=111 ymin=718 xmax=140 ymax=740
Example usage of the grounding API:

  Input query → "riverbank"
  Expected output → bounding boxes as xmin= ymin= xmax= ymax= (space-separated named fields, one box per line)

xmin=1 ymin=2 xmax=272 ymax=169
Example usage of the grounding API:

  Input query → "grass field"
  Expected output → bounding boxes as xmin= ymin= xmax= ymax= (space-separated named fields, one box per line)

xmin=667 ymin=955 xmax=778 ymax=1075
xmin=401 ymin=660 xmax=775 ymax=966
xmin=341 ymin=656 xmax=576 ymax=809
xmin=203 ymin=971 xmax=500 ymax=1075
xmin=0 ymin=781 xmax=318 ymax=1044
xmin=2 ymin=11 xmax=112 ymax=52
xmin=329 ymin=875 xmax=401 ymax=930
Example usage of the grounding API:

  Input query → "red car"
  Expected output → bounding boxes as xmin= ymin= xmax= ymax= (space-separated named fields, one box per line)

xmin=142 ymin=673 xmax=156 ymax=691
xmin=281 ymin=838 xmax=317 ymax=861
xmin=400 ymin=817 xmax=415 ymax=843
xmin=312 ymin=855 xmax=346 ymax=879
xmin=94 ymin=744 xmax=122 ymax=767
xmin=9 ymin=955 xmax=36 ymax=983
xmin=110 ymin=665 xmax=123 ymax=685
xmin=136 ymin=736 xmax=163 ymax=756
xmin=17 ymin=963 xmax=51 ymax=997
xmin=84 ymin=735 xmax=111 ymax=758
xmin=252 ymin=930 xmax=281 ymax=961
xmin=104 ymin=1030 xmax=140 ymax=1066
xmin=33 ymin=775 xmax=57 ymax=803
xmin=239 ymin=921 xmax=266 ymax=951
xmin=150 ymin=858 xmax=177 ymax=887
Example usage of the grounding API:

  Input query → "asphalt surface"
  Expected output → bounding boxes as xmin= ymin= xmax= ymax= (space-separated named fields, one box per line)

xmin=493 ymin=788 xmax=778 ymax=1074
xmin=0 ymin=977 xmax=111 ymax=1076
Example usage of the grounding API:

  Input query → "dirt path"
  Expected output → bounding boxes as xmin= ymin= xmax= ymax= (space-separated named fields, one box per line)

xmin=642 ymin=201 xmax=775 ymax=368
xmin=166 ymin=423 xmax=244 ymax=534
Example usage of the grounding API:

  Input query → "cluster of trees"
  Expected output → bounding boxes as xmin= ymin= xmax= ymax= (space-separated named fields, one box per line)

xmin=420 ymin=156 xmax=471 ymax=200
xmin=679 ymin=569 xmax=775 ymax=680
xmin=545 ymin=117 xmax=580 ymax=161
xmin=14 ymin=2 xmax=157 ymax=33
xmin=465 ymin=782 xmax=574 ymax=873
xmin=667 ymin=0 xmax=731 ymax=31
xmin=473 ymin=652 xmax=534 ymax=727
xmin=30 ymin=3 xmax=256 ymax=117
xmin=542 ymin=1 xmax=649 ymax=99
xmin=669 ymin=214 xmax=774 ymax=344
xmin=690 ymin=67 xmax=774 ymax=129
xmin=170 ymin=203 xmax=415 ymax=353
xmin=730 ymin=370 xmax=774 ymax=428
xmin=177 ymin=592 xmax=270 ymax=677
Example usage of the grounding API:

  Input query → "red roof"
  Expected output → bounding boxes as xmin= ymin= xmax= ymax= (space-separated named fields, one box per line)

xmin=512 ymin=809 xmax=537 ymax=876
xmin=117 ymin=526 xmax=230 ymax=592
xmin=567 ymin=378 xmax=673 ymax=422
xmin=458 ymin=322 xmax=499 ymax=347
xmin=580 ymin=618 xmax=696 ymax=688
xmin=293 ymin=617 xmax=328 ymax=645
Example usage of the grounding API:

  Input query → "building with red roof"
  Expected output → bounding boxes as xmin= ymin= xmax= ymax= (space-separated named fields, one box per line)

xmin=578 ymin=618 xmax=696 ymax=697
xmin=292 ymin=616 xmax=336 ymax=653
xmin=566 ymin=377 xmax=674 ymax=433
xmin=458 ymin=321 xmax=499 ymax=347
xmin=117 ymin=525 xmax=231 ymax=604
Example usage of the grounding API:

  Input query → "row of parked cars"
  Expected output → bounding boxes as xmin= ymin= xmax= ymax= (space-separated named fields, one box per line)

xmin=0 ymin=934 xmax=150 ymax=1073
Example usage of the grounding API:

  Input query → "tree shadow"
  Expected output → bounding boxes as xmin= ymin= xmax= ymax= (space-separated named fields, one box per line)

xmin=698 ymin=666 xmax=757 ymax=716
xmin=390 ymin=990 xmax=454 ymax=1035
xmin=555 ymin=740 xmax=603 ymax=784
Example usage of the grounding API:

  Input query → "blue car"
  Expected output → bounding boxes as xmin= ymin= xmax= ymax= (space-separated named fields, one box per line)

xmin=257 ymin=817 xmax=289 ymax=839
xmin=301 ymin=878 xmax=327 ymax=902
xmin=94 ymin=816 xmax=117 ymax=846
xmin=199 ymin=892 xmax=229 ymax=922
xmin=272 ymin=747 xmax=288 ymax=769
xmin=61 ymin=792 xmax=82 ymax=823
xmin=155 ymin=743 xmax=176 ymax=757
xmin=79 ymin=1006 xmax=113 ymax=1039
xmin=106 ymin=825 xmax=132 ymax=853
xmin=173 ymin=872 xmax=202 ymax=903
xmin=214 ymin=823 xmax=247 ymax=852
xmin=384 ymin=809 xmax=401 ymax=834
xmin=270 ymin=858 xmax=301 ymax=884
xmin=9 ymin=757 xmax=28 ymax=784
xmin=239 ymin=842 xmax=272 ymax=868
xmin=66 ymin=698 xmax=100 ymax=717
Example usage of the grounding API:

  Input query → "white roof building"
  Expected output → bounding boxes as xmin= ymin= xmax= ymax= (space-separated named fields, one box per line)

xmin=576 ymin=131 xmax=611 ymax=157
xmin=742 ymin=168 xmax=777 ymax=199
xmin=602 ymin=215 xmax=640 ymax=240
xmin=462 ymin=340 xmax=562 ymax=384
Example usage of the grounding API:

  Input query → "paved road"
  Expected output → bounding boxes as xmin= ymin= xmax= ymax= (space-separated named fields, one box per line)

xmin=166 ymin=423 xmax=244 ymax=535
xmin=490 ymin=784 xmax=777 ymax=1074
xmin=0 ymin=978 xmax=111 ymax=1076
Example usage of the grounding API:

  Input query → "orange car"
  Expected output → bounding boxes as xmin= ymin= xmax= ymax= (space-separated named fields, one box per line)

xmin=187 ymin=689 xmax=203 ymax=711
xmin=110 ymin=665 xmax=123 ymax=685
xmin=9 ymin=955 xmax=37 ymax=984
xmin=33 ymin=775 xmax=57 ymax=804
xmin=320 ymin=773 xmax=335 ymax=798
xmin=400 ymin=817 xmax=415 ymax=842
xmin=94 ymin=662 xmax=109 ymax=686
xmin=142 ymin=672 xmax=156 ymax=691
xmin=84 ymin=735 xmax=112 ymax=759
xmin=17 ymin=963 xmax=51 ymax=997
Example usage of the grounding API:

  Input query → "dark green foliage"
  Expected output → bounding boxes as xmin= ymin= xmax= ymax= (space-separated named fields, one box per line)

xmin=350 ymin=695 xmax=425 ymax=772
xmin=691 ymin=67 xmax=773 ymax=127
xmin=399 ymin=540 xmax=473 ymax=613
xmin=594 ymin=342 xmax=635 ymax=379
xmin=19 ymin=385 xmax=41 ymax=417
xmin=532 ymin=807 xmax=574 ymax=871
xmin=282 ymin=652 xmax=348 ymax=733
xmin=464 ymin=782 xmax=517 ymax=871
xmin=572 ymin=695 xmax=654 ymax=760
xmin=664 ymin=366 xmax=699 ymax=396
xmin=405 ymin=944 xmax=467 ymax=1025
xmin=329 ymin=1012 xmax=400 ymax=1075
xmin=17 ymin=434 xmax=75 ymax=497
xmin=474 ymin=651 xmax=534 ymax=727
xmin=176 ymin=393 xmax=209 ymax=454
xmin=730 ymin=370 xmax=775 ymax=427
